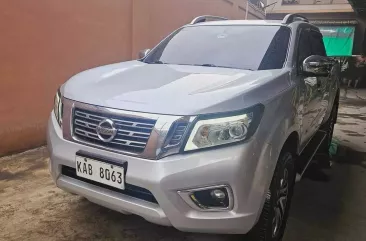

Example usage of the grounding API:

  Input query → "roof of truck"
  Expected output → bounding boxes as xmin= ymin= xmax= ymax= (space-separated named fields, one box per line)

xmin=193 ymin=20 xmax=284 ymax=26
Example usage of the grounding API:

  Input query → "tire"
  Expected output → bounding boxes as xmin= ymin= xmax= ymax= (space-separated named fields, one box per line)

xmin=244 ymin=150 xmax=296 ymax=241
xmin=320 ymin=96 xmax=339 ymax=153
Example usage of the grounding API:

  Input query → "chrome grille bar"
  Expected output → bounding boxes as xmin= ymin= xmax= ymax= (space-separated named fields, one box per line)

xmin=75 ymin=128 xmax=147 ymax=148
xmin=75 ymin=110 xmax=103 ymax=121
xmin=74 ymin=119 xmax=98 ymax=129
xmin=116 ymin=132 xmax=150 ymax=139
xmin=111 ymin=118 xmax=155 ymax=128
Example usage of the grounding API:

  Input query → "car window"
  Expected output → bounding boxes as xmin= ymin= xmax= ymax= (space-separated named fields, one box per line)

xmin=144 ymin=25 xmax=291 ymax=71
xmin=297 ymin=29 xmax=312 ymax=67
xmin=310 ymin=31 xmax=326 ymax=56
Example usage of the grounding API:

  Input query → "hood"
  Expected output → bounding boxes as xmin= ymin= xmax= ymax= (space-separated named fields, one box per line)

xmin=63 ymin=61 xmax=290 ymax=115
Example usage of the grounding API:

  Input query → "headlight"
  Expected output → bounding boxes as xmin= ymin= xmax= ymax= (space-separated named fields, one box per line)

xmin=184 ymin=105 xmax=263 ymax=151
xmin=53 ymin=88 xmax=63 ymax=126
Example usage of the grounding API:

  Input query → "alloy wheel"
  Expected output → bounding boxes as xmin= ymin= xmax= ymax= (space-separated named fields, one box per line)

xmin=272 ymin=168 xmax=289 ymax=238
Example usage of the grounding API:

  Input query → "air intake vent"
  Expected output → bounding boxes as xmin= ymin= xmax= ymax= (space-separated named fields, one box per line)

xmin=169 ymin=123 xmax=188 ymax=146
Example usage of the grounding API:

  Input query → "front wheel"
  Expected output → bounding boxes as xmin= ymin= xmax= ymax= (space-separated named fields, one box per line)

xmin=244 ymin=150 xmax=296 ymax=241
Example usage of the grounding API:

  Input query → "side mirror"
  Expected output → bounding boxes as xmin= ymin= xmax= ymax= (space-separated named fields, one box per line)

xmin=302 ymin=55 xmax=333 ymax=77
xmin=138 ymin=49 xmax=151 ymax=59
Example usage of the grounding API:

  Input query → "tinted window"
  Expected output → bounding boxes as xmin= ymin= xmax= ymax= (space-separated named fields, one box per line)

xmin=297 ymin=30 xmax=312 ymax=66
xmin=144 ymin=25 xmax=291 ymax=71
xmin=310 ymin=31 xmax=326 ymax=56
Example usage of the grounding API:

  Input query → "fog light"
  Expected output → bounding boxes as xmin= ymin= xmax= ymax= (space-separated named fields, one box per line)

xmin=178 ymin=185 xmax=233 ymax=211
xmin=211 ymin=189 xmax=226 ymax=201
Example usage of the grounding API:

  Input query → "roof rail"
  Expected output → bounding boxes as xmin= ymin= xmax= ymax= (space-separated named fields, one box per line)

xmin=190 ymin=15 xmax=228 ymax=24
xmin=282 ymin=14 xmax=309 ymax=24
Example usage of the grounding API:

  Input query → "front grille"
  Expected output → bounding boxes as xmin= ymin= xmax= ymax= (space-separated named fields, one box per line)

xmin=61 ymin=166 xmax=158 ymax=204
xmin=73 ymin=108 xmax=156 ymax=154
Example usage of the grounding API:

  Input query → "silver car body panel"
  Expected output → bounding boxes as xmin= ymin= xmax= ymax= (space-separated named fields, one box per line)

xmin=62 ymin=61 xmax=289 ymax=115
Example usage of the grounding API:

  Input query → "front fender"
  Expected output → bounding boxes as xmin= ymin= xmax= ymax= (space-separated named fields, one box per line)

xmin=248 ymin=86 xmax=300 ymax=222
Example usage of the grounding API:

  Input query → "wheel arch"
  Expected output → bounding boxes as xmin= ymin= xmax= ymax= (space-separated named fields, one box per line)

xmin=248 ymin=130 xmax=299 ymax=237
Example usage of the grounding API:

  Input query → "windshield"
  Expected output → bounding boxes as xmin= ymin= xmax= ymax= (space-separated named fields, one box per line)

xmin=144 ymin=25 xmax=291 ymax=71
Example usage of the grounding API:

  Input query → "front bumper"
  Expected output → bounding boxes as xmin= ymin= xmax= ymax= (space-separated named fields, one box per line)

xmin=47 ymin=113 xmax=272 ymax=234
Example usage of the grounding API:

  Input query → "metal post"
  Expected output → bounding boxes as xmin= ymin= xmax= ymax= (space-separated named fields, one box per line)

xmin=245 ymin=0 xmax=249 ymax=20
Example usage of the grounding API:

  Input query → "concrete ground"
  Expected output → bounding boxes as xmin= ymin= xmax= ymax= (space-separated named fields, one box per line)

xmin=1 ymin=90 xmax=366 ymax=241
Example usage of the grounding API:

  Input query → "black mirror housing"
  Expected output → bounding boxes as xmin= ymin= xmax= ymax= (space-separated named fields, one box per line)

xmin=302 ymin=55 xmax=333 ymax=77
xmin=138 ymin=49 xmax=151 ymax=59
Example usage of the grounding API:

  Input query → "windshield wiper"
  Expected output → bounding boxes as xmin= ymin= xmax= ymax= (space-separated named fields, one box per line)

xmin=199 ymin=64 xmax=217 ymax=67
xmin=148 ymin=62 xmax=253 ymax=71
xmin=195 ymin=64 xmax=253 ymax=71
xmin=150 ymin=60 xmax=167 ymax=64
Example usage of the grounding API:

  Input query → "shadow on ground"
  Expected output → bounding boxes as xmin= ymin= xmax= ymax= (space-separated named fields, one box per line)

xmin=283 ymin=145 xmax=366 ymax=241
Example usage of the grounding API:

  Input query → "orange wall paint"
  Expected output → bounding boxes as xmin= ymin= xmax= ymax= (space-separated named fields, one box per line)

xmin=0 ymin=0 xmax=263 ymax=156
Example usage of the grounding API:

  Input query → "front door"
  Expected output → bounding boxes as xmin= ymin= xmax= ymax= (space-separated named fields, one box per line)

xmin=308 ymin=30 xmax=331 ymax=128
xmin=296 ymin=29 xmax=322 ymax=149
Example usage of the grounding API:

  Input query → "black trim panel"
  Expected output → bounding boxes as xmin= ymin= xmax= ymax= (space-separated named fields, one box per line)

xmin=61 ymin=165 xmax=158 ymax=204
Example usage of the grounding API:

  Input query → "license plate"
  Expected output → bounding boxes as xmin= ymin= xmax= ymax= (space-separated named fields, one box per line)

xmin=75 ymin=155 xmax=125 ymax=190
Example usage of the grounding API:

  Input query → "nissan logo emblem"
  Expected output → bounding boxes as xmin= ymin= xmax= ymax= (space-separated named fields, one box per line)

xmin=96 ymin=119 xmax=117 ymax=142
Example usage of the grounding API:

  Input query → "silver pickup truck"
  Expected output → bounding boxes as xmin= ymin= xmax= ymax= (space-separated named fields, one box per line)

xmin=47 ymin=14 xmax=340 ymax=241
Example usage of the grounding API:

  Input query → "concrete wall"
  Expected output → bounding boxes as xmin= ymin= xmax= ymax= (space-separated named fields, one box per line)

xmin=0 ymin=0 xmax=263 ymax=156
xmin=0 ymin=0 xmax=133 ymax=156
